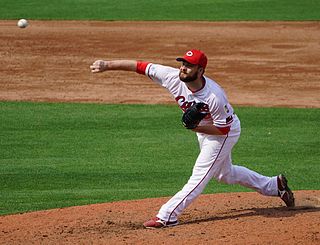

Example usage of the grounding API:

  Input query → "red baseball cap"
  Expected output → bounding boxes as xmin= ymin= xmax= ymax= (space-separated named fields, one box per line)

xmin=176 ymin=49 xmax=208 ymax=69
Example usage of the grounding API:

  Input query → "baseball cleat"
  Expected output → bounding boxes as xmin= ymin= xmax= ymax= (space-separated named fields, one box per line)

xmin=277 ymin=174 xmax=295 ymax=207
xmin=143 ymin=217 xmax=179 ymax=229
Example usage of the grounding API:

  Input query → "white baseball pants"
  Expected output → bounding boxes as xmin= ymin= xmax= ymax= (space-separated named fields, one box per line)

xmin=157 ymin=116 xmax=278 ymax=222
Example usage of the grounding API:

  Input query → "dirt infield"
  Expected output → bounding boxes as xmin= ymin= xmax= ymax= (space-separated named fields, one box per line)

xmin=0 ymin=21 xmax=319 ymax=244
xmin=1 ymin=21 xmax=319 ymax=107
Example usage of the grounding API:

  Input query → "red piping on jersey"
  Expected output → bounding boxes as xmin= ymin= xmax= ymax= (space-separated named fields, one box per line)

xmin=167 ymin=134 xmax=229 ymax=222
xmin=136 ymin=61 xmax=150 ymax=74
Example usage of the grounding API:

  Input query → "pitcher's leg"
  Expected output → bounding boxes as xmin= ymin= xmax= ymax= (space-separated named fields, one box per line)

xmin=211 ymin=148 xmax=278 ymax=196
xmin=218 ymin=164 xmax=278 ymax=196
xmin=157 ymin=135 xmax=233 ymax=222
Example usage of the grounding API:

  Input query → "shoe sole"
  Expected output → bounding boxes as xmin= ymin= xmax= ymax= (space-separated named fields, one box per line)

xmin=144 ymin=222 xmax=179 ymax=229
xmin=279 ymin=175 xmax=295 ymax=207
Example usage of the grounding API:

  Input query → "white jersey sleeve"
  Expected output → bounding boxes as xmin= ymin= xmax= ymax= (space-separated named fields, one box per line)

xmin=145 ymin=63 xmax=180 ymax=89
xmin=207 ymin=95 xmax=234 ymax=128
xmin=203 ymin=79 xmax=234 ymax=128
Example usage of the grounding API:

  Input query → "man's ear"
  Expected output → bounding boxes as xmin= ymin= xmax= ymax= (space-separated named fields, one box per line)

xmin=198 ymin=66 xmax=204 ymax=76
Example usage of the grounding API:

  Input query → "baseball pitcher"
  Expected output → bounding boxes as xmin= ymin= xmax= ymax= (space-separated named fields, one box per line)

xmin=90 ymin=49 xmax=295 ymax=228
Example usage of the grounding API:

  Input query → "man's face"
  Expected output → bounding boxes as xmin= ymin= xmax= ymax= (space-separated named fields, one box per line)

xmin=179 ymin=61 xmax=201 ymax=83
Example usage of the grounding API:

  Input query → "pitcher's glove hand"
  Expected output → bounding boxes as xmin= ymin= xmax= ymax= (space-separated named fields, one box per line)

xmin=182 ymin=102 xmax=209 ymax=129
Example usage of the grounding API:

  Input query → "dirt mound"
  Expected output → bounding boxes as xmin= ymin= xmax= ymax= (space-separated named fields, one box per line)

xmin=1 ymin=191 xmax=320 ymax=244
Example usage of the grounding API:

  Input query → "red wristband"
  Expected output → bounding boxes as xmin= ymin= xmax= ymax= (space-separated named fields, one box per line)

xmin=136 ymin=61 xmax=150 ymax=75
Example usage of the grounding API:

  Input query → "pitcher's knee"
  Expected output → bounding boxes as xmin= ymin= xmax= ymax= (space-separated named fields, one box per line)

xmin=214 ymin=170 xmax=235 ymax=184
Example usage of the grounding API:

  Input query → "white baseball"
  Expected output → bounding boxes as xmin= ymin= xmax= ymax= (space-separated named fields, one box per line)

xmin=17 ymin=19 xmax=29 ymax=28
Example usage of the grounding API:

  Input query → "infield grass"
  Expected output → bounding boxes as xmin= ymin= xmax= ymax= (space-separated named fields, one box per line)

xmin=0 ymin=102 xmax=319 ymax=215
xmin=1 ymin=0 xmax=320 ymax=21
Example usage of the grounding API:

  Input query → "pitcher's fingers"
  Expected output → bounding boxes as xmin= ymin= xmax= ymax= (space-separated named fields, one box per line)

xmin=91 ymin=68 xmax=101 ymax=73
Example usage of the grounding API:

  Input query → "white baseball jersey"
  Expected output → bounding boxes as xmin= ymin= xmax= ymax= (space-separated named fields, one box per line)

xmin=144 ymin=63 xmax=234 ymax=131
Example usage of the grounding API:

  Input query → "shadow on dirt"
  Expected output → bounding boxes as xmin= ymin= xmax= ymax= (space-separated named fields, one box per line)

xmin=184 ymin=205 xmax=320 ymax=225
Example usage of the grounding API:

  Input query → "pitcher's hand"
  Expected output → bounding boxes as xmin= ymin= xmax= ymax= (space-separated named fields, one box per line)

xmin=90 ymin=60 xmax=107 ymax=73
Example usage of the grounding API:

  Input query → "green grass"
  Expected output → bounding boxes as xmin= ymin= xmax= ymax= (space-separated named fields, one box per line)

xmin=1 ymin=0 xmax=320 ymax=21
xmin=0 ymin=101 xmax=319 ymax=215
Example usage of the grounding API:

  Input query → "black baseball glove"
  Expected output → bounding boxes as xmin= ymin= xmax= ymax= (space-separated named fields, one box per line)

xmin=182 ymin=102 xmax=209 ymax=129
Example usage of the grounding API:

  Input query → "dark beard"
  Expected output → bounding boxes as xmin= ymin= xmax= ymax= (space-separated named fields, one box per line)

xmin=179 ymin=71 xmax=198 ymax=83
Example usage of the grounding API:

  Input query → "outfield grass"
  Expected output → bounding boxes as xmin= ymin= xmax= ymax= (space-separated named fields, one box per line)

xmin=1 ymin=0 xmax=320 ymax=21
xmin=0 ymin=102 xmax=319 ymax=215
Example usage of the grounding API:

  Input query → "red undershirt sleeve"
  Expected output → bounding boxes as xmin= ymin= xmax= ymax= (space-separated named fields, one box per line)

xmin=136 ymin=61 xmax=150 ymax=75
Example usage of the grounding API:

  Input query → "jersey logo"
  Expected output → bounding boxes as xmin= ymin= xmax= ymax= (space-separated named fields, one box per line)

xmin=175 ymin=96 xmax=210 ymax=114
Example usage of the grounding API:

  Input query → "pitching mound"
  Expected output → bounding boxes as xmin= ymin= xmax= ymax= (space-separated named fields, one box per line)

xmin=1 ymin=191 xmax=320 ymax=244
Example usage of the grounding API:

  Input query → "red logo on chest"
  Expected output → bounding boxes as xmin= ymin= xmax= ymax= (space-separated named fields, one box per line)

xmin=175 ymin=96 xmax=209 ymax=113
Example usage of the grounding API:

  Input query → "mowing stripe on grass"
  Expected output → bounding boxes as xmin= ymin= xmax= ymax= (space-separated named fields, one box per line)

xmin=1 ymin=0 xmax=320 ymax=21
